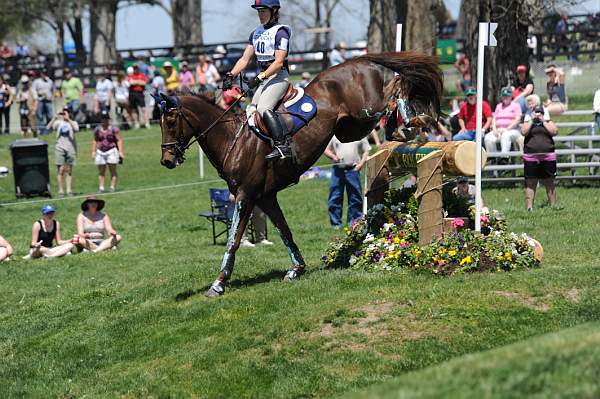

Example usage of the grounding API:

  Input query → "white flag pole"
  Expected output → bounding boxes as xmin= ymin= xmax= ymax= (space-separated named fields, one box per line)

xmin=475 ymin=22 xmax=497 ymax=232
xmin=199 ymin=146 xmax=205 ymax=179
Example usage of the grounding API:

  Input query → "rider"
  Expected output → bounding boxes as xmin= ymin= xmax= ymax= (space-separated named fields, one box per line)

xmin=222 ymin=0 xmax=292 ymax=160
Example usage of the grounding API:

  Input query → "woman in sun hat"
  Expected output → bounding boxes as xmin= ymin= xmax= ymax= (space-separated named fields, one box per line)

xmin=28 ymin=204 xmax=74 ymax=259
xmin=75 ymin=196 xmax=122 ymax=253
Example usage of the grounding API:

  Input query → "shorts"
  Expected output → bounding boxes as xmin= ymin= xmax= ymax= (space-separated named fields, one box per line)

xmin=95 ymin=147 xmax=119 ymax=165
xmin=524 ymin=159 xmax=556 ymax=179
xmin=55 ymin=146 xmax=77 ymax=166
xmin=129 ymin=91 xmax=145 ymax=109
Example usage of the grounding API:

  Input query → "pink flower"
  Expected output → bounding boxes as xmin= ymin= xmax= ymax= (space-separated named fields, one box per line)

xmin=451 ymin=218 xmax=465 ymax=228
xmin=480 ymin=215 xmax=490 ymax=225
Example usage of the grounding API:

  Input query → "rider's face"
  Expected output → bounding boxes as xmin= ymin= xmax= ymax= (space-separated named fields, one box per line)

xmin=257 ymin=8 xmax=271 ymax=25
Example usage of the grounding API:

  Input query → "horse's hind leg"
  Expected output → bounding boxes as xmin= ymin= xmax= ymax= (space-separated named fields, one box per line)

xmin=205 ymin=198 xmax=254 ymax=297
xmin=257 ymin=195 xmax=306 ymax=281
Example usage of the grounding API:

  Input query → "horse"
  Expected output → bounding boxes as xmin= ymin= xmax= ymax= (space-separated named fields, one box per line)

xmin=158 ymin=52 xmax=443 ymax=297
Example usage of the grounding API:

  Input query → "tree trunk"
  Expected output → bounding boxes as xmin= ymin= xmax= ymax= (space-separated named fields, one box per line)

xmin=90 ymin=0 xmax=118 ymax=65
xmin=404 ymin=0 xmax=442 ymax=52
xmin=172 ymin=0 xmax=203 ymax=48
xmin=367 ymin=0 xmax=399 ymax=53
xmin=312 ymin=0 xmax=323 ymax=49
xmin=459 ymin=0 xmax=533 ymax=105
xmin=73 ymin=0 xmax=86 ymax=65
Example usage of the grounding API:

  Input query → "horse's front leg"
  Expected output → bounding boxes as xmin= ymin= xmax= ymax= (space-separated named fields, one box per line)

xmin=257 ymin=195 xmax=306 ymax=281
xmin=205 ymin=197 xmax=254 ymax=297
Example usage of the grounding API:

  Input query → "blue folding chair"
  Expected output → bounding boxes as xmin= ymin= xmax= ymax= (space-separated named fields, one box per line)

xmin=199 ymin=188 xmax=234 ymax=245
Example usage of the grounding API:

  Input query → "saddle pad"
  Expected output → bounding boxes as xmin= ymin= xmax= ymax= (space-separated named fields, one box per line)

xmin=282 ymin=92 xmax=317 ymax=134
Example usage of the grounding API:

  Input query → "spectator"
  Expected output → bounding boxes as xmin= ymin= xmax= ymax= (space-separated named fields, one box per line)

xmin=329 ymin=42 xmax=346 ymax=66
xmin=227 ymin=194 xmax=273 ymax=248
xmin=136 ymin=57 xmax=151 ymax=77
xmin=454 ymin=87 xmax=492 ymax=141
xmin=75 ymin=196 xmax=122 ymax=253
xmin=454 ymin=53 xmax=472 ymax=92
xmin=151 ymin=70 xmax=166 ymax=94
xmin=0 ymin=235 xmax=13 ymax=262
xmin=47 ymin=107 xmax=79 ymax=196
xmin=17 ymin=75 xmax=37 ymax=137
xmin=553 ymin=15 xmax=571 ymax=60
xmin=0 ymin=42 xmax=12 ymax=59
xmin=219 ymin=86 xmax=244 ymax=111
xmin=32 ymin=70 xmax=54 ymax=135
xmin=485 ymin=87 xmax=522 ymax=161
xmin=544 ymin=64 xmax=567 ymax=115
xmin=178 ymin=61 xmax=195 ymax=91
xmin=92 ymin=112 xmax=124 ymax=193
xmin=27 ymin=205 xmax=74 ymax=259
xmin=196 ymin=55 xmax=221 ymax=92
xmin=95 ymin=73 xmax=113 ymax=113
xmin=323 ymin=136 xmax=370 ymax=228
xmin=114 ymin=70 xmax=131 ymax=124
xmin=527 ymin=34 xmax=537 ymax=61
xmin=212 ymin=45 xmax=228 ymax=70
xmin=15 ymin=43 xmax=29 ymax=58
xmin=0 ymin=75 xmax=14 ymax=134
xmin=163 ymin=61 xmax=179 ymax=94
xmin=128 ymin=64 xmax=149 ymax=129
xmin=60 ymin=68 xmax=83 ymax=116
xmin=594 ymin=84 xmax=600 ymax=130
xmin=521 ymin=105 xmax=558 ymax=211
xmin=511 ymin=65 xmax=534 ymax=113
xmin=296 ymin=72 xmax=312 ymax=89
xmin=452 ymin=176 xmax=476 ymax=205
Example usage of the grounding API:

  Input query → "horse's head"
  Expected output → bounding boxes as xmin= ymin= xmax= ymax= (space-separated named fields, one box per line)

xmin=155 ymin=93 xmax=192 ymax=169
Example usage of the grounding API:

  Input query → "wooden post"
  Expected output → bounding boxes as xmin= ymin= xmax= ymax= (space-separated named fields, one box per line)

xmin=416 ymin=151 xmax=443 ymax=245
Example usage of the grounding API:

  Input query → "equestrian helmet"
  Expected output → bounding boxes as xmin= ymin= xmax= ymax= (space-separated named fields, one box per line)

xmin=251 ymin=0 xmax=280 ymax=10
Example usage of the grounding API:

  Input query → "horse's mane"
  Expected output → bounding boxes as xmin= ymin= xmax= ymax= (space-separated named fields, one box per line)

xmin=354 ymin=51 xmax=444 ymax=117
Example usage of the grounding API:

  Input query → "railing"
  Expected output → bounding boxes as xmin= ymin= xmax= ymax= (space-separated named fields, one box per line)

xmin=533 ymin=13 xmax=600 ymax=61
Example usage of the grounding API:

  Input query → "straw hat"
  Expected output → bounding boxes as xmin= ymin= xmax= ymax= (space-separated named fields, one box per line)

xmin=81 ymin=196 xmax=105 ymax=211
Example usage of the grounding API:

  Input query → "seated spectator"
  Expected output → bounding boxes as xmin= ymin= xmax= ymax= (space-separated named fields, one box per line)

xmin=423 ymin=121 xmax=452 ymax=142
xmin=15 ymin=43 xmax=29 ymax=58
xmin=75 ymin=196 xmax=122 ymax=252
xmin=0 ymin=235 xmax=13 ymax=262
xmin=28 ymin=205 xmax=74 ymax=259
xmin=511 ymin=65 xmax=534 ymax=113
xmin=178 ymin=61 xmax=195 ymax=91
xmin=454 ymin=53 xmax=472 ymax=93
xmin=0 ymin=42 xmax=12 ymax=59
xmin=163 ymin=61 xmax=179 ymax=94
xmin=453 ymin=87 xmax=492 ymax=141
xmin=521 ymin=106 xmax=558 ymax=210
xmin=47 ymin=107 xmax=79 ymax=196
xmin=594 ymin=83 xmax=600 ymax=130
xmin=329 ymin=42 xmax=347 ymax=67
xmin=484 ymin=87 xmax=522 ymax=161
xmin=544 ymin=64 xmax=567 ymax=115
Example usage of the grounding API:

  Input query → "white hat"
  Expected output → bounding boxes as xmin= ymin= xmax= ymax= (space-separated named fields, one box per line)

xmin=126 ymin=66 xmax=134 ymax=75
xmin=163 ymin=61 xmax=173 ymax=67
xmin=337 ymin=41 xmax=347 ymax=49
xmin=301 ymin=72 xmax=311 ymax=79
xmin=215 ymin=45 xmax=227 ymax=54
xmin=20 ymin=75 xmax=29 ymax=83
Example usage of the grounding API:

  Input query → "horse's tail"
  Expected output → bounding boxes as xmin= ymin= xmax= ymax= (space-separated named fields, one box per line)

xmin=358 ymin=51 xmax=444 ymax=117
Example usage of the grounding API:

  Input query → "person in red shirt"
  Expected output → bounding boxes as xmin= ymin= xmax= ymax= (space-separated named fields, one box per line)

xmin=128 ymin=65 xmax=149 ymax=129
xmin=454 ymin=87 xmax=492 ymax=141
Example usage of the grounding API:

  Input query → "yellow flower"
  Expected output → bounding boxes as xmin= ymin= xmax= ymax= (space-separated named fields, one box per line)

xmin=393 ymin=236 xmax=401 ymax=244
xmin=448 ymin=250 xmax=457 ymax=256
xmin=414 ymin=249 xmax=422 ymax=257
xmin=394 ymin=251 xmax=400 ymax=259
xmin=438 ymin=248 xmax=446 ymax=254
xmin=504 ymin=252 xmax=512 ymax=261
xmin=460 ymin=255 xmax=472 ymax=265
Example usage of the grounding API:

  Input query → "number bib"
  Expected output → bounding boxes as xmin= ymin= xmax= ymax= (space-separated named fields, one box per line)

xmin=252 ymin=24 xmax=291 ymax=64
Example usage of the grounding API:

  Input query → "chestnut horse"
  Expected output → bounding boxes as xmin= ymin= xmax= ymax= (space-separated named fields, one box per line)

xmin=158 ymin=52 xmax=443 ymax=297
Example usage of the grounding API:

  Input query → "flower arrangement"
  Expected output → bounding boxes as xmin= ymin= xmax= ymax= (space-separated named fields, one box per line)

xmin=322 ymin=186 xmax=540 ymax=275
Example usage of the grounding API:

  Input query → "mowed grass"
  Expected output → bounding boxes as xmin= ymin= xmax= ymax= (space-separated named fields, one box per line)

xmin=0 ymin=126 xmax=600 ymax=398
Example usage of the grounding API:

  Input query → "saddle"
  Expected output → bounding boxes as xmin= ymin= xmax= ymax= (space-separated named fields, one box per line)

xmin=250 ymin=83 xmax=318 ymax=143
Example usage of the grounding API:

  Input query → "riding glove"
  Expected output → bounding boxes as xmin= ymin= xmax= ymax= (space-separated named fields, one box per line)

xmin=222 ymin=73 xmax=234 ymax=90
xmin=247 ymin=75 xmax=263 ymax=90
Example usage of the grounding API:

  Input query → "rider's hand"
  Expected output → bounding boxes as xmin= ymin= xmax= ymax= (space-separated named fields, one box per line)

xmin=222 ymin=73 xmax=234 ymax=90
xmin=247 ymin=75 xmax=262 ymax=90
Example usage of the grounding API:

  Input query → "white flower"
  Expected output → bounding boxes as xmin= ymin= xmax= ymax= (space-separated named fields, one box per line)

xmin=383 ymin=223 xmax=394 ymax=231
xmin=380 ymin=261 xmax=391 ymax=271
xmin=481 ymin=207 xmax=490 ymax=215
xmin=367 ymin=244 xmax=376 ymax=252
xmin=510 ymin=232 xmax=519 ymax=240
xmin=363 ymin=233 xmax=375 ymax=243
xmin=349 ymin=255 xmax=357 ymax=265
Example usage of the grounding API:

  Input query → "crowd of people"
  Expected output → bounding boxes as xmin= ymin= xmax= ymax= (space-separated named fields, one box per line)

xmin=0 ymin=196 xmax=121 ymax=262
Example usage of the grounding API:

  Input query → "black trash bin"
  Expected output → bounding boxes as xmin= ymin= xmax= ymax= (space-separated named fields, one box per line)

xmin=9 ymin=139 xmax=51 ymax=198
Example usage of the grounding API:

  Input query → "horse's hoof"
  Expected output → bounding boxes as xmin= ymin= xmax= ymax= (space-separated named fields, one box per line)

xmin=283 ymin=267 xmax=305 ymax=282
xmin=205 ymin=280 xmax=225 ymax=297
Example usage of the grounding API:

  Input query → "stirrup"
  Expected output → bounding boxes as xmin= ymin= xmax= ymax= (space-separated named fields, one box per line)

xmin=265 ymin=144 xmax=291 ymax=160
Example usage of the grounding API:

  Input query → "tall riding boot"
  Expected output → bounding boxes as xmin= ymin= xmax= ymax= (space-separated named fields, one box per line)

xmin=263 ymin=110 xmax=291 ymax=160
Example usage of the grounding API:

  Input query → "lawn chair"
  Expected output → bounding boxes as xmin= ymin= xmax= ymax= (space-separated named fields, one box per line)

xmin=199 ymin=188 xmax=257 ymax=245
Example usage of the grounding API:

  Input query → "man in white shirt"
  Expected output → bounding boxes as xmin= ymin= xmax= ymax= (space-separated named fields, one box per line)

xmin=95 ymin=75 xmax=114 ymax=113
xmin=323 ymin=137 xmax=370 ymax=228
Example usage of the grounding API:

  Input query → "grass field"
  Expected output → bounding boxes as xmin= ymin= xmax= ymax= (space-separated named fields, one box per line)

xmin=0 ymin=108 xmax=599 ymax=398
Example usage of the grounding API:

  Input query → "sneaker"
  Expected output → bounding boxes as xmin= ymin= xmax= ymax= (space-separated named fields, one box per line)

xmin=98 ymin=188 xmax=105 ymax=194
xmin=257 ymin=239 xmax=274 ymax=245
xmin=240 ymin=239 xmax=255 ymax=248
xmin=109 ymin=187 xmax=116 ymax=193
xmin=67 ymin=192 xmax=74 ymax=197
xmin=58 ymin=191 xmax=65 ymax=197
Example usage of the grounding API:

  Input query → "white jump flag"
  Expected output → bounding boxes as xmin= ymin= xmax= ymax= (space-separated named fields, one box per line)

xmin=475 ymin=22 xmax=497 ymax=232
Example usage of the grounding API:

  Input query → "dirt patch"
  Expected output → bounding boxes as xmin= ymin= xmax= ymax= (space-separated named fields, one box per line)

xmin=565 ymin=288 xmax=581 ymax=304
xmin=493 ymin=290 xmax=551 ymax=312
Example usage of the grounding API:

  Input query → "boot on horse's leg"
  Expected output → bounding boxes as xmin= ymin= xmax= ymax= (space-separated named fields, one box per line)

xmin=263 ymin=110 xmax=291 ymax=160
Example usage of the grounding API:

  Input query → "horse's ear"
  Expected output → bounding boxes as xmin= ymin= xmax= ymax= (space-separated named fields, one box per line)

xmin=161 ymin=93 xmax=179 ymax=109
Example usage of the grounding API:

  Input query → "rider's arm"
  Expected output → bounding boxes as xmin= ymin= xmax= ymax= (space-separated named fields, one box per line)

xmin=230 ymin=45 xmax=255 ymax=77
xmin=260 ymin=50 xmax=286 ymax=79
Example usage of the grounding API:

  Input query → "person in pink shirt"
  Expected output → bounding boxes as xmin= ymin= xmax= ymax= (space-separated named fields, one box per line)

xmin=484 ymin=87 xmax=522 ymax=160
xmin=178 ymin=61 xmax=195 ymax=90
